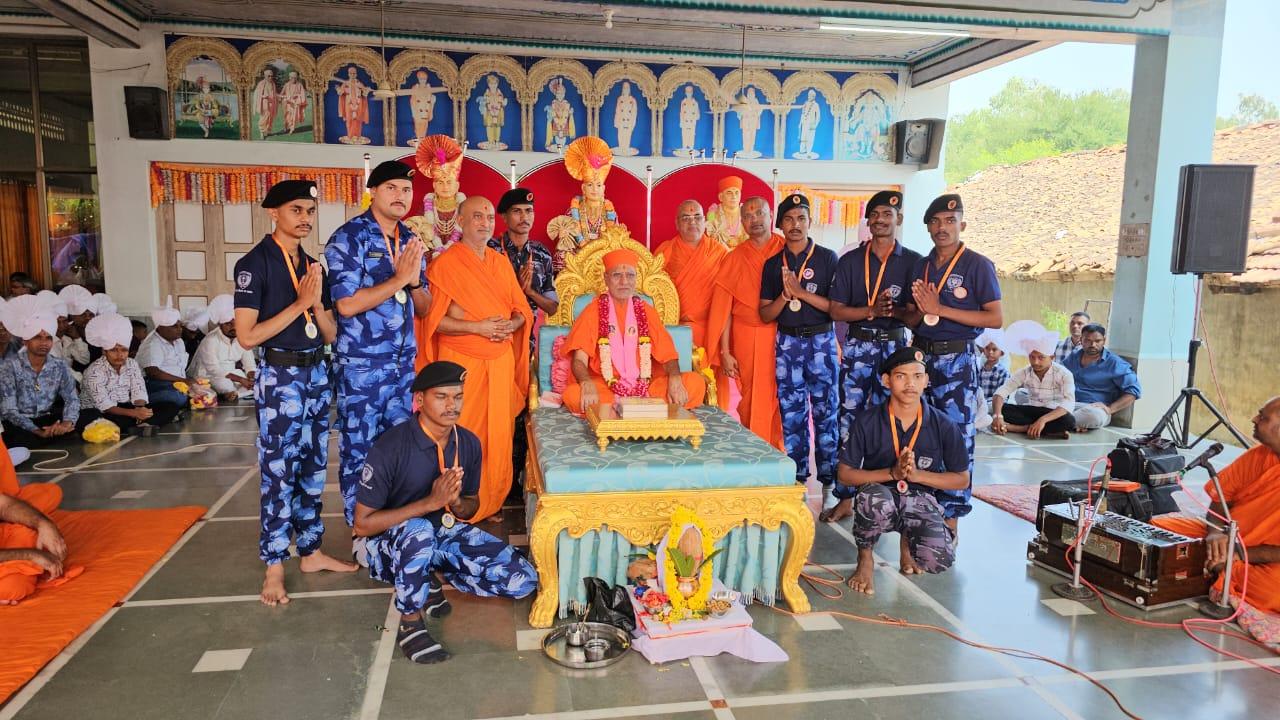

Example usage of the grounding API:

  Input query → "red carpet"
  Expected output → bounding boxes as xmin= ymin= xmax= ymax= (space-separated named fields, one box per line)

xmin=972 ymin=483 xmax=1039 ymax=523
xmin=0 ymin=505 xmax=205 ymax=703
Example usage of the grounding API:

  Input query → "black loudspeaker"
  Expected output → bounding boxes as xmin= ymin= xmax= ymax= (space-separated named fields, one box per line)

xmin=1170 ymin=163 xmax=1254 ymax=275
xmin=893 ymin=118 xmax=945 ymax=170
xmin=124 ymin=86 xmax=169 ymax=140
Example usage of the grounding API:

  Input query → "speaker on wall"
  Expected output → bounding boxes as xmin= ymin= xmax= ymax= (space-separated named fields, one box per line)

xmin=124 ymin=86 xmax=169 ymax=140
xmin=893 ymin=118 xmax=945 ymax=170
xmin=1170 ymin=164 xmax=1254 ymax=275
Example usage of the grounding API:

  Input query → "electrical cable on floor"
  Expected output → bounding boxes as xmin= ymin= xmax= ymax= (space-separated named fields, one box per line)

xmin=28 ymin=442 xmax=254 ymax=473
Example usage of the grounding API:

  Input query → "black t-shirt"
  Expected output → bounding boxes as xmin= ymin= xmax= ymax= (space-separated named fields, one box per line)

xmin=357 ymin=416 xmax=482 ymax=523
xmin=760 ymin=238 xmax=837 ymax=328
xmin=233 ymin=236 xmax=333 ymax=351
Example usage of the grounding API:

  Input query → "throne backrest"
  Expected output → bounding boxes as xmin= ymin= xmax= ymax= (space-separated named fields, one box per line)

xmin=547 ymin=224 xmax=680 ymax=327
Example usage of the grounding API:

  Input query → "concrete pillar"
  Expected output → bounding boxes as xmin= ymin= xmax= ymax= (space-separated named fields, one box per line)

xmin=1110 ymin=0 xmax=1226 ymax=428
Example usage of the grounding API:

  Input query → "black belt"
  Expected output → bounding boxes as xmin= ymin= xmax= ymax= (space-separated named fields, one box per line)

xmin=848 ymin=326 xmax=908 ymax=343
xmin=777 ymin=323 xmax=833 ymax=338
xmin=262 ymin=347 xmax=327 ymax=368
xmin=912 ymin=337 xmax=972 ymax=356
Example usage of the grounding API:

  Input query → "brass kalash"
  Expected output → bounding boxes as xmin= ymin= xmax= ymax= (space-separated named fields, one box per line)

xmin=538 ymin=225 xmax=710 ymax=451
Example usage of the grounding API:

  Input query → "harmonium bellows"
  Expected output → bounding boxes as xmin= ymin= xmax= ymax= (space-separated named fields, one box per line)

xmin=1027 ymin=503 xmax=1210 ymax=609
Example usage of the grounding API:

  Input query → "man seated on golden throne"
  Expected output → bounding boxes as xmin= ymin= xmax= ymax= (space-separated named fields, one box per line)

xmin=560 ymin=247 xmax=706 ymax=415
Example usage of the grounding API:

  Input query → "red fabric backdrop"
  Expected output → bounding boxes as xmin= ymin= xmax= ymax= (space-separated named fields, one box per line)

xmin=649 ymin=164 xmax=772 ymax=247
xmin=514 ymin=159 xmax=648 ymax=250
xmin=396 ymin=155 xmax=513 ymax=232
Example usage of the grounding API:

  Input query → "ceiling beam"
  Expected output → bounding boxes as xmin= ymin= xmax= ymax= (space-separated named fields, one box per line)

xmin=26 ymin=0 xmax=141 ymax=48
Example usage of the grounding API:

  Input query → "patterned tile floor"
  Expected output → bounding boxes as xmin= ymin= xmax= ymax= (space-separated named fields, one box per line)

xmin=1 ymin=404 xmax=1275 ymax=720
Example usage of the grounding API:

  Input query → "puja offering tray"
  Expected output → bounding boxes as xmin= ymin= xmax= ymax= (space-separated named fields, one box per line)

xmin=585 ymin=403 xmax=705 ymax=452
xmin=542 ymin=621 xmax=631 ymax=669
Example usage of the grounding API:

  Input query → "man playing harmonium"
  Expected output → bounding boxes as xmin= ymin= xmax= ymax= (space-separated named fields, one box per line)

xmin=837 ymin=347 xmax=966 ymax=594
xmin=561 ymin=248 xmax=705 ymax=414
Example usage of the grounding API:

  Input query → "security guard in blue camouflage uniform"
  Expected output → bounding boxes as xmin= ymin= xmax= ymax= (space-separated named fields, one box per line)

xmin=759 ymin=194 xmax=842 ymax=510
xmin=907 ymin=194 xmax=1003 ymax=535
xmin=825 ymin=190 xmax=921 ymax=523
xmin=355 ymin=361 xmax=537 ymax=665
xmin=233 ymin=179 xmax=357 ymax=607
xmin=325 ymin=160 xmax=430 ymax=558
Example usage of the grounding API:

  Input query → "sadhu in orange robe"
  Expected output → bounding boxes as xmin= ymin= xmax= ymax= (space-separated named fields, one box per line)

xmin=1153 ymin=444 xmax=1280 ymax=614
xmin=654 ymin=232 xmax=729 ymax=403
xmin=0 ymin=439 xmax=82 ymax=603
xmin=417 ymin=242 xmax=532 ymax=521
xmin=705 ymin=232 xmax=786 ymax=450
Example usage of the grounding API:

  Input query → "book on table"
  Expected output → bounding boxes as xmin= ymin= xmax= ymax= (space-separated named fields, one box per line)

xmin=614 ymin=397 xmax=671 ymax=419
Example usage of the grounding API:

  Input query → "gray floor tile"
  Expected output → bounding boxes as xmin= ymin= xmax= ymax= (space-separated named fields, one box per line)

xmin=731 ymin=686 xmax=1062 ymax=720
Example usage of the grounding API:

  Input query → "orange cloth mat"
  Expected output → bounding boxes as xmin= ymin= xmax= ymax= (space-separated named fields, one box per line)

xmin=0 ymin=504 xmax=205 ymax=704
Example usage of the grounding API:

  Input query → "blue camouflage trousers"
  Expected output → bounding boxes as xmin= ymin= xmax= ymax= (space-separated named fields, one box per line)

xmin=336 ymin=358 xmax=414 ymax=525
xmin=921 ymin=348 xmax=977 ymax=519
xmin=852 ymin=483 xmax=955 ymax=572
xmin=775 ymin=330 xmax=840 ymax=486
xmin=839 ymin=337 xmax=907 ymax=450
xmin=256 ymin=360 xmax=332 ymax=565
xmin=367 ymin=517 xmax=538 ymax=615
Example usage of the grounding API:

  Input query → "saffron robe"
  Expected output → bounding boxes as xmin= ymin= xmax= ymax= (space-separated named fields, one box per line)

xmin=654 ymin=234 xmax=730 ymax=405
xmin=419 ymin=243 xmax=532 ymax=521
xmin=0 ymin=440 xmax=81 ymax=603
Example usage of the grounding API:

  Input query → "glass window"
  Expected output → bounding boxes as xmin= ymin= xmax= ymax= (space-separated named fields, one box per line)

xmin=38 ymin=45 xmax=94 ymax=170
xmin=0 ymin=45 xmax=35 ymax=172
xmin=46 ymin=172 xmax=103 ymax=292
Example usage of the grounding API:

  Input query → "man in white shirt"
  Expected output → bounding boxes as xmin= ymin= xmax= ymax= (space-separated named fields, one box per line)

xmin=82 ymin=312 xmax=181 ymax=432
xmin=189 ymin=294 xmax=256 ymax=402
xmin=136 ymin=296 xmax=191 ymax=410
xmin=989 ymin=323 xmax=1075 ymax=440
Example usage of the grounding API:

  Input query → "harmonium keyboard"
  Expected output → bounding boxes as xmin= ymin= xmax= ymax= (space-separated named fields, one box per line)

xmin=1027 ymin=502 xmax=1209 ymax=609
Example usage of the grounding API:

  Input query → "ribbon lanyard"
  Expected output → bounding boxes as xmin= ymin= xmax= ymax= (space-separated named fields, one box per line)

xmin=784 ymin=240 xmax=816 ymax=294
xmin=889 ymin=403 xmax=924 ymax=459
xmin=921 ymin=243 xmax=966 ymax=288
xmin=434 ymin=425 xmax=469 ymax=522
xmin=383 ymin=223 xmax=402 ymax=263
xmin=273 ymin=238 xmax=313 ymax=328
xmin=864 ymin=241 xmax=895 ymax=305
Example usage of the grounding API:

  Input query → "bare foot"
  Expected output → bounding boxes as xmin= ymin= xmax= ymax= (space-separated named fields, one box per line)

xmin=299 ymin=549 xmax=358 ymax=574
xmin=945 ymin=517 xmax=958 ymax=547
xmin=261 ymin=563 xmax=290 ymax=606
xmin=819 ymin=497 xmax=853 ymax=523
xmin=846 ymin=548 xmax=876 ymax=595
xmin=899 ymin=535 xmax=922 ymax=575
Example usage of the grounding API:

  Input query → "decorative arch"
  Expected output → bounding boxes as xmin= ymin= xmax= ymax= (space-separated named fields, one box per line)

xmin=839 ymin=72 xmax=900 ymax=161
xmin=719 ymin=68 xmax=782 ymax=107
xmin=528 ymin=57 xmax=596 ymax=105
xmin=840 ymin=72 xmax=900 ymax=112
xmin=780 ymin=70 xmax=841 ymax=106
xmin=593 ymin=61 xmax=659 ymax=104
xmin=657 ymin=65 xmax=725 ymax=112
xmin=387 ymin=49 xmax=459 ymax=94
xmin=458 ymin=54 xmax=530 ymax=104
xmin=316 ymin=45 xmax=387 ymax=144
xmin=165 ymin=36 xmax=244 ymax=139
xmin=241 ymin=41 xmax=317 ymax=88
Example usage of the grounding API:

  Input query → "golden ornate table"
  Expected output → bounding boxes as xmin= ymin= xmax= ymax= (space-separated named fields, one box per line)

xmin=585 ymin=403 xmax=706 ymax=452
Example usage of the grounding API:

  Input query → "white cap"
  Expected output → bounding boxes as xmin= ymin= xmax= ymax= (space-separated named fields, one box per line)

xmin=36 ymin=290 xmax=67 ymax=317
xmin=151 ymin=295 xmax=180 ymax=327
xmin=2 ymin=294 xmax=42 ymax=335
xmin=1005 ymin=320 xmax=1059 ymax=358
xmin=207 ymin=294 xmax=235 ymax=325
xmin=92 ymin=293 xmax=118 ymax=316
xmin=181 ymin=305 xmax=210 ymax=332
xmin=14 ymin=309 xmax=58 ymax=341
xmin=59 ymin=285 xmax=95 ymax=315
xmin=85 ymin=312 xmax=133 ymax=350
xmin=975 ymin=328 xmax=1006 ymax=353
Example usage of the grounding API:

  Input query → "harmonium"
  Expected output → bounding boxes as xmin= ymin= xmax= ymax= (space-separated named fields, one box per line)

xmin=1027 ymin=503 xmax=1210 ymax=609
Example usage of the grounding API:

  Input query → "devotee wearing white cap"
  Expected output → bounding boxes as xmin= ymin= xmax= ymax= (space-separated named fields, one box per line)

xmin=0 ymin=300 xmax=95 ymax=448
xmin=56 ymin=285 xmax=96 ymax=374
xmin=81 ymin=313 xmax=180 ymax=432
xmin=989 ymin=321 xmax=1075 ymax=440
xmin=33 ymin=291 xmax=68 ymax=363
xmin=189 ymin=294 xmax=255 ymax=402
xmin=135 ymin=296 xmax=191 ymax=411
xmin=0 ymin=298 xmax=19 ymax=362
xmin=180 ymin=305 xmax=209 ymax=359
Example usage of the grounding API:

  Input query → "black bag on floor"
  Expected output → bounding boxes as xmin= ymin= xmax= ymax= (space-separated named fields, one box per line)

xmin=1036 ymin=479 xmax=1154 ymax=528
xmin=1108 ymin=434 xmax=1185 ymax=487
xmin=582 ymin=577 xmax=636 ymax=633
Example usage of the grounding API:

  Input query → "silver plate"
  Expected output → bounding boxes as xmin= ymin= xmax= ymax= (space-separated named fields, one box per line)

xmin=542 ymin=621 xmax=631 ymax=669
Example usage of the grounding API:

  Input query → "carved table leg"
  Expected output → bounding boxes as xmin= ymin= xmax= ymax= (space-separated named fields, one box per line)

xmin=528 ymin=501 xmax=576 ymax=628
xmin=772 ymin=492 xmax=816 ymax=615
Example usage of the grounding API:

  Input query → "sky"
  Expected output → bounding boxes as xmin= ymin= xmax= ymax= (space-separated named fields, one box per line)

xmin=948 ymin=0 xmax=1278 ymax=118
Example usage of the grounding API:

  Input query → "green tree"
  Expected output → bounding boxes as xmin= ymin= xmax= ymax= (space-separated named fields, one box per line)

xmin=945 ymin=79 xmax=1130 ymax=184
xmin=1216 ymin=93 xmax=1280 ymax=129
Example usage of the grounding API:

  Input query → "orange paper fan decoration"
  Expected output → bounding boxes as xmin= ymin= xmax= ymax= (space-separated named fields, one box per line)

xmin=415 ymin=134 xmax=464 ymax=178
xmin=564 ymin=136 xmax=613 ymax=182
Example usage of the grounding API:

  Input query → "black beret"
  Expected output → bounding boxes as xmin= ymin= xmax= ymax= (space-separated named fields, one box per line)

xmin=366 ymin=160 xmax=415 ymax=188
xmin=775 ymin=193 xmax=810 ymax=229
xmin=412 ymin=360 xmax=467 ymax=392
xmin=865 ymin=190 xmax=903 ymax=219
xmin=880 ymin=346 xmax=928 ymax=375
xmin=923 ymin=193 xmax=963 ymax=223
xmin=497 ymin=187 xmax=535 ymax=213
xmin=261 ymin=180 xmax=317 ymax=208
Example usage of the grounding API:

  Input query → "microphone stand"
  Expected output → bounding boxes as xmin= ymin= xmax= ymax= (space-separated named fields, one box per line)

xmin=1052 ymin=466 xmax=1109 ymax=602
xmin=1198 ymin=461 xmax=1239 ymax=619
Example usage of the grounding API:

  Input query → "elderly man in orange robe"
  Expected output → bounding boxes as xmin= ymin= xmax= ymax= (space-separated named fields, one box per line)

xmin=654 ymin=199 xmax=729 ymax=404
xmin=706 ymin=196 xmax=784 ymax=449
xmin=1154 ymin=396 xmax=1280 ymax=614
xmin=562 ymin=249 xmax=706 ymax=415
xmin=0 ymin=439 xmax=81 ymax=604
xmin=419 ymin=196 xmax=531 ymax=521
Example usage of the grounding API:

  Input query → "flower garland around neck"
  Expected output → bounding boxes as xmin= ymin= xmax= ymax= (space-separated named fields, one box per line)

xmin=596 ymin=293 xmax=652 ymax=397
xmin=569 ymin=196 xmax=618 ymax=247
xmin=424 ymin=193 xmax=464 ymax=249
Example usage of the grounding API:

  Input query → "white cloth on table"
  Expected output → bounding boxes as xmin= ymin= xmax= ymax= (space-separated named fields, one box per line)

xmin=630 ymin=624 xmax=788 ymax=664
xmin=136 ymin=330 xmax=188 ymax=378
xmin=188 ymin=327 xmax=255 ymax=395
xmin=81 ymin=356 xmax=148 ymax=412
xmin=993 ymin=363 xmax=1075 ymax=413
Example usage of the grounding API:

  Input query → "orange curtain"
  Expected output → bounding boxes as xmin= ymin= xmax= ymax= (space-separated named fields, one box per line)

xmin=0 ymin=180 xmax=44 ymax=285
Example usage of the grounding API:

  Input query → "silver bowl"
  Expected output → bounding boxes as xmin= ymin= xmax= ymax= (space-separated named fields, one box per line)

xmin=583 ymin=638 xmax=610 ymax=662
